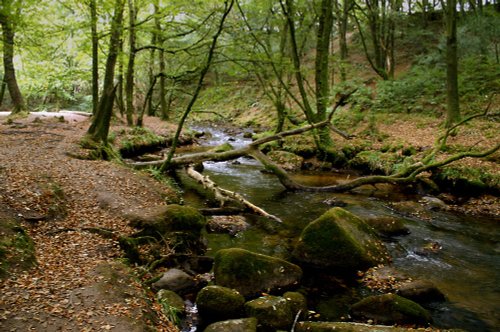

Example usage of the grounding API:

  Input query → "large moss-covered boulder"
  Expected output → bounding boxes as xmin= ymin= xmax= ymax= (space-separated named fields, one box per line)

xmin=204 ymin=318 xmax=257 ymax=332
xmin=196 ymin=285 xmax=245 ymax=321
xmin=128 ymin=204 xmax=206 ymax=235
xmin=128 ymin=204 xmax=206 ymax=254
xmin=293 ymin=208 xmax=390 ymax=272
xmin=350 ymin=293 xmax=432 ymax=325
xmin=214 ymin=248 xmax=302 ymax=297
xmin=245 ymin=295 xmax=294 ymax=330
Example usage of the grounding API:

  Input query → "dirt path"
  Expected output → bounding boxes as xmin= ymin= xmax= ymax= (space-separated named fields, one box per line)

xmin=0 ymin=115 xmax=177 ymax=331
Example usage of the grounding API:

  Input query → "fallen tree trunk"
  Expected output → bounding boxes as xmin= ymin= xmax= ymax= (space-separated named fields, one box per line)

xmin=186 ymin=165 xmax=283 ymax=223
xmin=127 ymin=100 xmax=498 ymax=194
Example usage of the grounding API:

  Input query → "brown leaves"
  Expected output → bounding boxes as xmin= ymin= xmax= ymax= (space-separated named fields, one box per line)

xmin=1 ymin=116 xmax=180 ymax=331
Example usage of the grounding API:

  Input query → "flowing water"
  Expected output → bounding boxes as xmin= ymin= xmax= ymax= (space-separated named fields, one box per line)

xmin=180 ymin=126 xmax=500 ymax=331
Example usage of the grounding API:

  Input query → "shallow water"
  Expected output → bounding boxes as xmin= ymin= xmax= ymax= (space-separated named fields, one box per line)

xmin=183 ymin=126 xmax=500 ymax=331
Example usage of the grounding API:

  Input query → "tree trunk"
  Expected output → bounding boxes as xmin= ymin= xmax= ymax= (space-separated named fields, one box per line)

xmin=0 ymin=76 xmax=6 ymax=106
xmin=158 ymin=48 xmax=168 ymax=120
xmin=159 ymin=0 xmax=235 ymax=172
xmin=87 ymin=0 xmax=125 ymax=144
xmin=0 ymin=6 xmax=26 ymax=114
xmin=90 ymin=0 xmax=99 ymax=115
xmin=443 ymin=0 xmax=460 ymax=127
xmin=125 ymin=0 xmax=136 ymax=126
xmin=315 ymin=0 xmax=335 ymax=148
xmin=146 ymin=2 xmax=158 ymax=117
xmin=334 ymin=0 xmax=351 ymax=82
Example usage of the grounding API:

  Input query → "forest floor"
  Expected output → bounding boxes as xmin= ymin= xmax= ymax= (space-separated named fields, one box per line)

xmin=0 ymin=111 xmax=498 ymax=331
xmin=0 ymin=113 xmax=179 ymax=331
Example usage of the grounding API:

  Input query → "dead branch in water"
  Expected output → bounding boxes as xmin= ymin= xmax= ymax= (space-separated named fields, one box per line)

xmin=185 ymin=165 xmax=282 ymax=223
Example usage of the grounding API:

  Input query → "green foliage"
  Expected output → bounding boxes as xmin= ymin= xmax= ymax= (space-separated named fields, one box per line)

xmin=374 ymin=65 xmax=445 ymax=114
xmin=158 ymin=298 xmax=183 ymax=326
xmin=0 ymin=220 xmax=36 ymax=279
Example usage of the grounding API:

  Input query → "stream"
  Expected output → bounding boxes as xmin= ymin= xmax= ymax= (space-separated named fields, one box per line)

xmin=180 ymin=125 xmax=500 ymax=332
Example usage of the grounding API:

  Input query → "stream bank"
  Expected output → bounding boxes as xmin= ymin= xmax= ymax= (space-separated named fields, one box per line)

xmin=172 ymin=125 xmax=499 ymax=332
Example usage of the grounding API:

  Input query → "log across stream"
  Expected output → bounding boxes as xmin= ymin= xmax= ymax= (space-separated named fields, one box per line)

xmin=161 ymin=125 xmax=499 ymax=331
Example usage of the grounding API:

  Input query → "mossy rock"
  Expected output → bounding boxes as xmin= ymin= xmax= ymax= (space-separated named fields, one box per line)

xmin=129 ymin=204 xmax=206 ymax=236
xmin=283 ymin=291 xmax=308 ymax=319
xmin=363 ymin=216 xmax=410 ymax=237
xmin=267 ymin=150 xmax=304 ymax=171
xmin=196 ymin=285 xmax=245 ymax=321
xmin=432 ymin=165 xmax=500 ymax=196
xmin=296 ymin=322 xmax=452 ymax=332
xmin=396 ymin=280 xmax=445 ymax=304
xmin=245 ymin=295 xmax=294 ymax=330
xmin=293 ymin=207 xmax=390 ymax=273
xmin=116 ymin=127 xmax=167 ymax=158
xmin=350 ymin=293 xmax=432 ymax=325
xmin=214 ymin=248 xmax=302 ymax=297
xmin=157 ymin=289 xmax=186 ymax=316
xmin=0 ymin=218 xmax=37 ymax=279
xmin=349 ymin=151 xmax=399 ymax=175
xmin=203 ymin=317 xmax=257 ymax=332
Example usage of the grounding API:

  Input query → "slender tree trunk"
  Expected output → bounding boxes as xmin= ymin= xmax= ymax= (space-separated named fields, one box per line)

xmin=116 ymin=39 xmax=125 ymax=117
xmin=335 ymin=0 xmax=351 ymax=82
xmin=90 ymin=0 xmax=99 ymax=115
xmin=160 ymin=0 xmax=235 ymax=172
xmin=315 ymin=0 xmax=335 ymax=148
xmin=0 ymin=76 xmax=7 ymax=106
xmin=87 ymin=0 xmax=125 ymax=144
xmin=0 ymin=10 xmax=26 ymax=114
xmin=146 ymin=3 xmax=158 ymax=117
xmin=125 ymin=0 xmax=136 ymax=126
xmin=158 ymin=47 xmax=168 ymax=120
xmin=443 ymin=0 xmax=460 ymax=127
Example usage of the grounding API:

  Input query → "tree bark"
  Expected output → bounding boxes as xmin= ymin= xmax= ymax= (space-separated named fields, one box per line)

xmin=315 ymin=0 xmax=335 ymax=148
xmin=90 ymin=0 xmax=99 ymax=115
xmin=125 ymin=0 xmax=136 ymax=126
xmin=87 ymin=0 xmax=125 ymax=144
xmin=0 ymin=1 xmax=26 ymax=114
xmin=159 ymin=0 xmax=235 ymax=172
xmin=442 ymin=0 xmax=460 ymax=128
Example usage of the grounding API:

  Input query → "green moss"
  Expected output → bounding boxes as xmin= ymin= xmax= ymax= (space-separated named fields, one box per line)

xmin=117 ymin=127 xmax=167 ymax=156
xmin=293 ymin=208 xmax=389 ymax=272
xmin=162 ymin=204 xmax=206 ymax=232
xmin=433 ymin=165 xmax=500 ymax=194
xmin=0 ymin=220 xmax=37 ymax=279
xmin=351 ymin=293 xmax=431 ymax=325
xmin=157 ymin=289 xmax=185 ymax=326
xmin=214 ymin=248 xmax=302 ymax=297
xmin=196 ymin=285 xmax=245 ymax=320
xmin=349 ymin=151 xmax=400 ymax=175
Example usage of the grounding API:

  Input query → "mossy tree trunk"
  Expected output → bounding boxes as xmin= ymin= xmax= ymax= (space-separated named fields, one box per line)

xmin=87 ymin=0 xmax=125 ymax=144
xmin=159 ymin=0 xmax=235 ymax=172
xmin=90 ymin=0 xmax=99 ymax=115
xmin=125 ymin=0 xmax=136 ymax=126
xmin=334 ymin=0 xmax=353 ymax=82
xmin=0 ymin=0 xmax=26 ymax=114
xmin=315 ymin=0 xmax=335 ymax=149
xmin=442 ymin=0 xmax=460 ymax=128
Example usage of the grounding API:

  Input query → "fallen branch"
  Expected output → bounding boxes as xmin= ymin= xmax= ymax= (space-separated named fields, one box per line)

xmin=186 ymin=165 xmax=282 ymax=223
